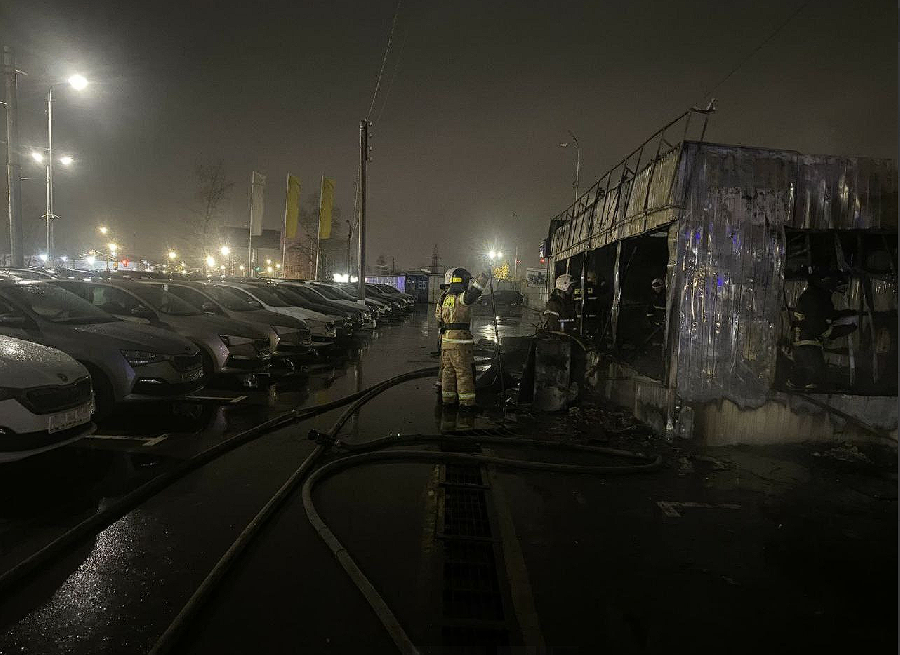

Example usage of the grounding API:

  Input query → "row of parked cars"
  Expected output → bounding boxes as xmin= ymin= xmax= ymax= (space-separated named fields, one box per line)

xmin=0 ymin=268 xmax=416 ymax=462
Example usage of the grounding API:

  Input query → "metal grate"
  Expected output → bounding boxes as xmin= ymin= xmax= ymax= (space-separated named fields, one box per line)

xmin=443 ymin=487 xmax=491 ymax=538
xmin=442 ymin=541 xmax=504 ymax=620
xmin=445 ymin=464 xmax=483 ymax=486
xmin=21 ymin=377 xmax=92 ymax=414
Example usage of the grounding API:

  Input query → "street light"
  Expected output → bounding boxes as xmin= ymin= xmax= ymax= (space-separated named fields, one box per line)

xmin=168 ymin=250 xmax=177 ymax=261
xmin=220 ymin=245 xmax=230 ymax=257
xmin=58 ymin=155 xmax=73 ymax=166
xmin=43 ymin=73 xmax=89 ymax=263
xmin=30 ymin=151 xmax=44 ymax=163
xmin=67 ymin=74 xmax=88 ymax=91
xmin=559 ymin=131 xmax=582 ymax=202
xmin=86 ymin=254 xmax=96 ymax=266
xmin=206 ymin=255 xmax=215 ymax=268
xmin=98 ymin=225 xmax=108 ymax=235
xmin=489 ymin=250 xmax=496 ymax=260
xmin=38 ymin=253 xmax=48 ymax=262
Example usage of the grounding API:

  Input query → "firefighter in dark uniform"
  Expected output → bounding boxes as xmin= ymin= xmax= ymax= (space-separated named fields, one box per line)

xmin=789 ymin=272 xmax=848 ymax=390
xmin=434 ymin=283 xmax=448 ymax=392
xmin=439 ymin=267 xmax=488 ymax=408
xmin=646 ymin=277 xmax=667 ymax=347
xmin=543 ymin=273 xmax=577 ymax=333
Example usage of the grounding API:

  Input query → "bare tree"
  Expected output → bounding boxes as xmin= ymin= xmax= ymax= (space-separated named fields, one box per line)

xmin=187 ymin=158 xmax=233 ymax=258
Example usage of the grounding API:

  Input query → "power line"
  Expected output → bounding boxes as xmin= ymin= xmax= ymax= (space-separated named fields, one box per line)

xmin=700 ymin=0 xmax=812 ymax=100
xmin=366 ymin=0 xmax=402 ymax=123
xmin=375 ymin=23 xmax=408 ymax=126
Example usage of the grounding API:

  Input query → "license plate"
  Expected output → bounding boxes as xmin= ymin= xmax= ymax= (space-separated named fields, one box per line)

xmin=47 ymin=401 xmax=93 ymax=434
xmin=182 ymin=367 xmax=203 ymax=382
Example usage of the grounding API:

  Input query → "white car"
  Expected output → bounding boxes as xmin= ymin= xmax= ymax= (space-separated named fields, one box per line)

xmin=0 ymin=336 xmax=95 ymax=462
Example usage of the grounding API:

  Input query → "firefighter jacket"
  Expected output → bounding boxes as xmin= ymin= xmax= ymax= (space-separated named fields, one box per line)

xmin=439 ymin=280 xmax=484 ymax=350
xmin=544 ymin=290 xmax=576 ymax=332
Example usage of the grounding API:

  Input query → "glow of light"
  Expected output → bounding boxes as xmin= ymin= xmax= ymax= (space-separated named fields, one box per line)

xmin=275 ymin=263 xmax=281 ymax=269
xmin=239 ymin=264 xmax=245 ymax=271
xmin=266 ymin=266 xmax=274 ymax=274
xmin=39 ymin=253 xmax=48 ymax=262
xmin=98 ymin=226 xmax=108 ymax=235
xmin=220 ymin=265 xmax=226 ymax=270
xmin=59 ymin=155 xmax=74 ymax=166
xmin=497 ymin=252 xmax=503 ymax=259
xmin=168 ymin=251 xmax=177 ymax=260
xmin=108 ymin=243 xmax=118 ymax=254
xmin=220 ymin=245 xmax=230 ymax=256
xmin=266 ymin=258 xmax=272 ymax=265
xmin=86 ymin=255 xmax=96 ymax=265
xmin=489 ymin=250 xmax=496 ymax=260
xmin=68 ymin=74 xmax=88 ymax=91
xmin=333 ymin=273 xmax=349 ymax=283
xmin=60 ymin=256 xmax=68 ymax=262
xmin=206 ymin=255 xmax=215 ymax=268
xmin=31 ymin=151 xmax=44 ymax=163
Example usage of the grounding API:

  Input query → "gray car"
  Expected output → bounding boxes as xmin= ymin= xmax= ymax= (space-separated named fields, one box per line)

xmin=0 ymin=281 xmax=204 ymax=412
xmin=160 ymin=281 xmax=314 ymax=362
xmin=54 ymin=279 xmax=272 ymax=382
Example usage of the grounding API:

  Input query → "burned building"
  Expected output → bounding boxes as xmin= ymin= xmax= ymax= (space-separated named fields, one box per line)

xmin=546 ymin=111 xmax=897 ymax=445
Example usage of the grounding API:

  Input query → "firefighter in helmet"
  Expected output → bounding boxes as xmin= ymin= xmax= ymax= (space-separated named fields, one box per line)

xmin=439 ymin=267 xmax=488 ymax=408
xmin=543 ymin=273 xmax=577 ymax=332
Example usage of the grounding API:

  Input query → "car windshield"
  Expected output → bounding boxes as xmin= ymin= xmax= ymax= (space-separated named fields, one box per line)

xmin=245 ymin=285 xmax=290 ymax=307
xmin=131 ymin=285 xmax=203 ymax=316
xmin=282 ymin=285 xmax=323 ymax=303
xmin=4 ymin=283 xmax=117 ymax=324
xmin=321 ymin=284 xmax=356 ymax=301
xmin=272 ymin=286 xmax=314 ymax=306
xmin=207 ymin=286 xmax=263 ymax=311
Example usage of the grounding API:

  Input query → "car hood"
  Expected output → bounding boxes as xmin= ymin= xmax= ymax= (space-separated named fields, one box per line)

xmin=179 ymin=314 xmax=269 ymax=339
xmin=0 ymin=336 xmax=89 ymax=389
xmin=71 ymin=320 xmax=198 ymax=355
xmin=241 ymin=309 xmax=308 ymax=329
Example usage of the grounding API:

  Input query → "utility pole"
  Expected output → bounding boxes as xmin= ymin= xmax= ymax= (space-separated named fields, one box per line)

xmin=346 ymin=220 xmax=352 ymax=280
xmin=357 ymin=119 xmax=368 ymax=301
xmin=3 ymin=46 xmax=23 ymax=267
xmin=45 ymin=85 xmax=54 ymax=262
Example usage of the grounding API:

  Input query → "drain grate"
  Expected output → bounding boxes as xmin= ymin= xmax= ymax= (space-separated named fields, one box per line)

xmin=445 ymin=464 xmax=483 ymax=486
xmin=434 ymin=454 xmax=516 ymax=653
xmin=443 ymin=487 xmax=492 ymax=538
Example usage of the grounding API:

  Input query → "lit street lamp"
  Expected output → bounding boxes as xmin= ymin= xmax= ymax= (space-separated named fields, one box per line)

xmin=98 ymin=225 xmax=108 ymax=235
xmin=31 ymin=151 xmax=44 ymax=163
xmin=206 ymin=255 xmax=215 ymax=268
xmin=168 ymin=250 xmax=177 ymax=261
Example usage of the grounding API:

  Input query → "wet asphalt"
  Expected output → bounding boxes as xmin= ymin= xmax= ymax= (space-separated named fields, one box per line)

xmin=0 ymin=302 xmax=895 ymax=654
xmin=0 ymin=304 xmax=537 ymax=653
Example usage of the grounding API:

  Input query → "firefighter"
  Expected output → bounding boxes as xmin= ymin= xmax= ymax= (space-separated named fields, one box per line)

xmin=434 ymin=283 xmax=448 ymax=392
xmin=646 ymin=277 xmax=667 ymax=346
xmin=543 ymin=273 xmax=577 ymax=332
xmin=439 ymin=267 xmax=488 ymax=408
xmin=789 ymin=271 xmax=847 ymax=390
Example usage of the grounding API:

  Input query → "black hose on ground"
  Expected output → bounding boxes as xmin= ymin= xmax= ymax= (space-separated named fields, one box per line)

xmin=0 ymin=366 xmax=437 ymax=597
xmin=148 ymin=366 xmax=438 ymax=655
xmin=302 ymin=434 xmax=662 ymax=654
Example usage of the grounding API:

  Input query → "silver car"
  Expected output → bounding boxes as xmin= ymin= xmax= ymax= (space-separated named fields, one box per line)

xmin=55 ymin=279 xmax=272 ymax=382
xmin=161 ymin=281 xmax=314 ymax=361
xmin=0 ymin=281 xmax=204 ymax=413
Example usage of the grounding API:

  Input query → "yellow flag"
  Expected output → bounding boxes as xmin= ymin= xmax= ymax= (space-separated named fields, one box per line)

xmin=318 ymin=176 xmax=335 ymax=240
xmin=284 ymin=174 xmax=301 ymax=239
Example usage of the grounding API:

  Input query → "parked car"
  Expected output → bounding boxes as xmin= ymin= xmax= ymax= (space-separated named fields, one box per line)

xmin=0 ymin=280 xmax=204 ymax=412
xmin=0 ymin=335 xmax=95 ymax=462
xmin=374 ymin=284 xmax=416 ymax=307
xmin=161 ymin=281 xmax=314 ymax=362
xmin=215 ymin=281 xmax=338 ymax=348
xmin=316 ymin=282 xmax=392 ymax=318
xmin=297 ymin=282 xmax=376 ymax=328
xmin=53 ymin=279 xmax=271 ymax=383
xmin=478 ymin=289 xmax=525 ymax=307
xmin=277 ymin=281 xmax=375 ymax=330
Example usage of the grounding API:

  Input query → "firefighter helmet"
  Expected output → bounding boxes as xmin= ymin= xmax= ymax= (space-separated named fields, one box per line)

xmin=445 ymin=267 xmax=472 ymax=286
xmin=555 ymin=273 xmax=574 ymax=292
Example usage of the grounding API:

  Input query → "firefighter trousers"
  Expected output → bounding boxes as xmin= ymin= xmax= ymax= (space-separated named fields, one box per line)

xmin=441 ymin=345 xmax=476 ymax=406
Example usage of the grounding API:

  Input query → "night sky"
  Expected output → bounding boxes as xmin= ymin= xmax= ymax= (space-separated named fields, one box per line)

xmin=1 ymin=0 xmax=896 ymax=273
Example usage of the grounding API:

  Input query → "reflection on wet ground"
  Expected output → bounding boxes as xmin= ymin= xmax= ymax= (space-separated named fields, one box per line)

xmin=0 ymin=305 xmax=535 ymax=571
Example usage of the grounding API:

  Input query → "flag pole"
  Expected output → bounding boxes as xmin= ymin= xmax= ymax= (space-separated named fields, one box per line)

xmin=315 ymin=174 xmax=323 ymax=281
xmin=281 ymin=173 xmax=288 ymax=278
xmin=247 ymin=172 xmax=253 ymax=278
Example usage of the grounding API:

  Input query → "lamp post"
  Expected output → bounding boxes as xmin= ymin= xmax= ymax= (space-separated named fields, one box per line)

xmin=44 ymin=74 xmax=88 ymax=263
xmin=558 ymin=131 xmax=581 ymax=202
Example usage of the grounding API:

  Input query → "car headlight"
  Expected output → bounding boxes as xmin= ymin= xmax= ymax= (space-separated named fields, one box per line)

xmin=219 ymin=334 xmax=254 ymax=347
xmin=121 ymin=350 xmax=173 ymax=367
